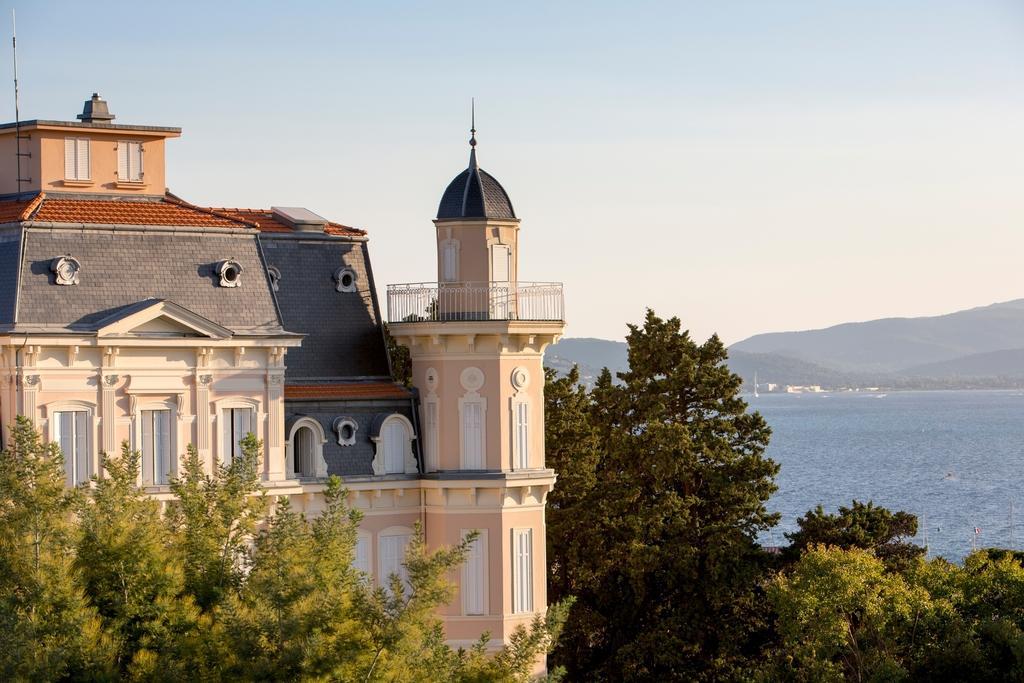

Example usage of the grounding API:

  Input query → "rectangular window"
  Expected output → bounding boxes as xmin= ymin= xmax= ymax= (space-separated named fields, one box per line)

xmin=353 ymin=534 xmax=371 ymax=580
xmin=141 ymin=409 xmax=171 ymax=486
xmin=379 ymin=534 xmax=410 ymax=591
xmin=424 ymin=399 xmax=439 ymax=472
xmin=442 ymin=240 xmax=459 ymax=282
xmin=461 ymin=400 xmax=483 ymax=469
xmin=512 ymin=528 xmax=533 ymax=614
xmin=64 ymin=137 xmax=91 ymax=180
xmin=55 ymin=410 xmax=89 ymax=486
xmin=223 ymin=408 xmax=254 ymax=465
xmin=513 ymin=401 xmax=529 ymax=469
xmin=117 ymin=141 xmax=143 ymax=182
xmin=462 ymin=531 xmax=487 ymax=615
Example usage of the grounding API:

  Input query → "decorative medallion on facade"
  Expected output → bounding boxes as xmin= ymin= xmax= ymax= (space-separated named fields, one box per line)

xmin=51 ymin=255 xmax=81 ymax=286
xmin=460 ymin=366 xmax=484 ymax=392
xmin=333 ymin=416 xmax=358 ymax=446
xmin=424 ymin=367 xmax=439 ymax=392
xmin=510 ymin=366 xmax=530 ymax=391
xmin=334 ymin=267 xmax=357 ymax=293
xmin=216 ymin=259 xmax=243 ymax=288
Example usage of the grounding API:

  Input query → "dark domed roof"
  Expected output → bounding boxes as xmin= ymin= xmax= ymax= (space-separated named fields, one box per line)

xmin=437 ymin=148 xmax=516 ymax=221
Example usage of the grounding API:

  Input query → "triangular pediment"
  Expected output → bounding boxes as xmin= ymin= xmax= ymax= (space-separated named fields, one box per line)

xmin=95 ymin=299 xmax=232 ymax=339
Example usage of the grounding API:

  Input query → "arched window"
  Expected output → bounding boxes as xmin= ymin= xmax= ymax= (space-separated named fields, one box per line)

xmin=286 ymin=417 xmax=327 ymax=479
xmin=293 ymin=425 xmax=315 ymax=477
xmin=370 ymin=414 xmax=416 ymax=475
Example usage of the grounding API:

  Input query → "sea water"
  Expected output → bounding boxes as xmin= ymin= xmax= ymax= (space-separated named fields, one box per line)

xmin=752 ymin=390 xmax=1024 ymax=562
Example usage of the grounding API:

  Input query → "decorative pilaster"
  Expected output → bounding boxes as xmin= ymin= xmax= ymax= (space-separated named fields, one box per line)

xmin=20 ymin=374 xmax=39 ymax=426
xmin=265 ymin=371 xmax=285 ymax=481
xmin=100 ymin=374 xmax=119 ymax=453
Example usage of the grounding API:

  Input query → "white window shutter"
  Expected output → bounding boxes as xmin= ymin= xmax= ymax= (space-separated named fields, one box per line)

xmin=64 ymin=139 xmax=76 ymax=179
xmin=74 ymin=412 xmax=89 ymax=484
xmin=462 ymin=402 xmax=483 ymax=469
xmin=379 ymin=534 xmax=410 ymax=591
xmin=142 ymin=411 xmax=154 ymax=485
xmin=462 ymin=533 xmax=486 ymax=615
xmin=354 ymin=535 xmax=371 ymax=578
xmin=117 ymin=142 xmax=128 ymax=180
xmin=513 ymin=529 xmax=533 ymax=614
xmin=76 ymin=139 xmax=90 ymax=180
xmin=156 ymin=409 xmax=170 ymax=484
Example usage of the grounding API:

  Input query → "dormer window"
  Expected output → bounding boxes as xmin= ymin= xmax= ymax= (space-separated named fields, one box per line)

xmin=64 ymin=138 xmax=91 ymax=181
xmin=117 ymin=141 xmax=143 ymax=182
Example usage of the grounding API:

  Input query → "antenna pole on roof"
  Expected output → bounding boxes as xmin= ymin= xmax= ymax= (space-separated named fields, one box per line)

xmin=11 ymin=9 xmax=28 ymax=195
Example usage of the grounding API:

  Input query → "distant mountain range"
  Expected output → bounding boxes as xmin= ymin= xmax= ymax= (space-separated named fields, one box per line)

xmin=545 ymin=299 xmax=1024 ymax=390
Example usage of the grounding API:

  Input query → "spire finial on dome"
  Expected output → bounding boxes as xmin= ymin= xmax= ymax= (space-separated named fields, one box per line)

xmin=468 ymin=98 xmax=478 ymax=170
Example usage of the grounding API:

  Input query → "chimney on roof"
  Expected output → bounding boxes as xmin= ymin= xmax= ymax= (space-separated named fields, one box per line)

xmin=77 ymin=93 xmax=115 ymax=123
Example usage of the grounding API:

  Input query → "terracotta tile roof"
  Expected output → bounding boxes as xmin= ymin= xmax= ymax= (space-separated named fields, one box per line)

xmin=0 ymin=194 xmax=43 ymax=223
xmin=211 ymin=208 xmax=365 ymax=237
xmin=29 ymin=195 xmax=253 ymax=227
xmin=284 ymin=381 xmax=411 ymax=401
xmin=0 ymin=193 xmax=363 ymax=236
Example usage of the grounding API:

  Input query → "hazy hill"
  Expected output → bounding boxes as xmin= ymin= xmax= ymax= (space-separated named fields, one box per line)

xmin=546 ymin=299 xmax=1024 ymax=390
xmin=900 ymin=348 xmax=1024 ymax=379
xmin=545 ymin=339 xmax=851 ymax=388
xmin=729 ymin=299 xmax=1024 ymax=373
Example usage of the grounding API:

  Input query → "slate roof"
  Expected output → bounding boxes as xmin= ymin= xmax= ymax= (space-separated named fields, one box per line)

xmin=8 ymin=228 xmax=284 ymax=334
xmin=260 ymin=235 xmax=391 ymax=378
xmin=0 ymin=192 xmax=390 ymax=381
xmin=437 ymin=150 xmax=516 ymax=220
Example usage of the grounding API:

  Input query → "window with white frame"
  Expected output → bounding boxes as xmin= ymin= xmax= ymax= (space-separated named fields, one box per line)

xmin=64 ymin=137 xmax=91 ymax=181
xmin=140 ymin=409 xmax=171 ymax=486
xmin=353 ymin=533 xmax=372 ymax=580
xmin=54 ymin=410 xmax=90 ymax=486
xmin=512 ymin=399 xmax=529 ymax=470
xmin=223 ymin=407 xmax=255 ymax=464
xmin=117 ymin=141 xmax=143 ymax=182
xmin=376 ymin=415 xmax=413 ymax=475
xmin=460 ymin=399 xmax=484 ymax=469
xmin=462 ymin=531 xmax=487 ymax=616
xmin=441 ymin=239 xmax=459 ymax=282
xmin=379 ymin=531 xmax=411 ymax=592
xmin=512 ymin=528 xmax=534 ymax=614
xmin=423 ymin=399 xmax=439 ymax=472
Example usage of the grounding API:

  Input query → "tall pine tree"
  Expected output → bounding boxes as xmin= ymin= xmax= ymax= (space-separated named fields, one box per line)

xmin=550 ymin=311 xmax=780 ymax=680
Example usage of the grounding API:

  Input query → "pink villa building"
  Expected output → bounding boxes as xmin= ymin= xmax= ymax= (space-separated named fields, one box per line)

xmin=0 ymin=94 xmax=565 ymax=653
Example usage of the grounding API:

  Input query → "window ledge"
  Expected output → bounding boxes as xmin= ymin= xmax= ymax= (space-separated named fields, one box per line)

xmin=115 ymin=180 xmax=147 ymax=189
xmin=62 ymin=179 xmax=94 ymax=187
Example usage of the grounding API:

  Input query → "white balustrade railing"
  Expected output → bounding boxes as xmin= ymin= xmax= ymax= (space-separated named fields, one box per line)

xmin=386 ymin=281 xmax=564 ymax=323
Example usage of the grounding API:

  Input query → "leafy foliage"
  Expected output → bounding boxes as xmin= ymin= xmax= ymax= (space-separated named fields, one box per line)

xmin=784 ymin=500 xmax=924 ymax=572
xmin=0 ymin=421 xmax=566 ymax=681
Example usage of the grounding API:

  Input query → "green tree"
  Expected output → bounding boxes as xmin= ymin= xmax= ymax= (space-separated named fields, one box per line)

xmin=218 ymin=476 xmax=367 ymax=680
xmin=784 ymin=500 xmax=924 ymax=572
xmin=0 ymin=416 xmax=113 ymax=679
xmin=544 ymin=366 xmax=601 ymax=613
xmin=766 ymin=545 xmax=934 ymax=682
xmin=550 ymin=310 xmax=780 ymax=680
xmin=167 ymin=435 xmax=267 ymax=612
xmin=75 ymin=442 xmax=206 ymax=679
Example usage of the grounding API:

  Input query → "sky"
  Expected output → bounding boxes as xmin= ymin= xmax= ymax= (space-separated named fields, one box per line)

xmin=5 ymin=1 xmax=1024 ymax=344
